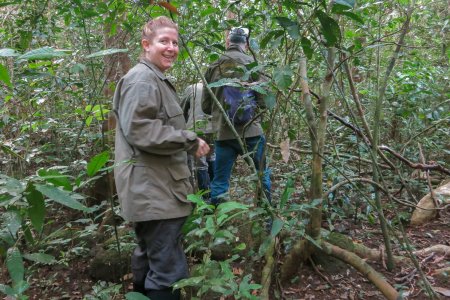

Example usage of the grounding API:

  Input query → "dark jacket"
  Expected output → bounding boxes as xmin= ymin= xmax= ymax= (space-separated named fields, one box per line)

xmin=202 ymin=45 xmax=265 ymax=141
xmin=113 ymin=59 xmax=198 ymax=222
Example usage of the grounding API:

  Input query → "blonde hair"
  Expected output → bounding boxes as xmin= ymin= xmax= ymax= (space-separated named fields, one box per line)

xmin=142 ymin=16 xmax=178 ymax=41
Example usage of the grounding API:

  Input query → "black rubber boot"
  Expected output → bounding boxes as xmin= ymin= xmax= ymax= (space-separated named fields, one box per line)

xmin=146 ymin=288 xmax=180 ymax=300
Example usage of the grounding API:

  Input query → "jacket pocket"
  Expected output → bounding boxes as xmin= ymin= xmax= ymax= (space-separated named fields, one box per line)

xmin=167 ymin=164 xmax=193 ymax=203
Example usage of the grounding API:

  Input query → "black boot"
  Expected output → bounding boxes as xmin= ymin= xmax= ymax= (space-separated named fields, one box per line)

xmin=146 ymin=288 xmax=180 ymax=300
xmin=133 ymin=282 xmax=146 ymax=294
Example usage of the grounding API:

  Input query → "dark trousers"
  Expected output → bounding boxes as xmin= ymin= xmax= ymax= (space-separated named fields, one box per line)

xmin=132 ymin=217 xmax=189 ymax=292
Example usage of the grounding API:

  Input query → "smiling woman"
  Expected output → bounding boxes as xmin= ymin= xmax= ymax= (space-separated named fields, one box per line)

xmin=112 ymin=16 xmax=210 ymax=300
xmin=141 ymin=18 xmax=179 ymax=73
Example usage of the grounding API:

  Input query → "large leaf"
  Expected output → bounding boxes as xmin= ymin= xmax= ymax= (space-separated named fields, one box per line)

xmin=0 ymin=48 xmax=20 ymax=57
xmin=35 ymin=184 xmax=90 ymax=212
xmin=207 ymin=78 xmax=241 ymax=88
xmin=0 ymin=64 xmax=12 ymax=88
xmin=274 ymin=17 xmax=300 ymax=40
xmin=216 ymin=201 xmax=248 ymax=215
xmin=260 ymin=30 xmax=284 ymax=49
xmin=273 ymin=65 xmax=293 ymax=90
xmin=3 ymin=211 xmax=22 ymax=239
xmin=263 ymin=92 xmax=276 ymax=109
xmin=17 ymin=47 xmax=70 ymax=61
xmin=86 ymin=48 xmax=128 ymax=59
xmin=6 ymin=247 xmax=24 ymax=285
xmin=25 ymin=184 xmax=45 ymax=233
xmin=0 ymin=174 xmax=25 ymax=195
xmin=270 ymin=217 xmax=284 ymax=237
xmin=23 ymin=252 xmax=56 ymax=265
xmin=280 ymin=177 xmax=294 ymax=209
xmin=37 ymin=168 xmax=73 ymax=191
xmin=87 ymin=151 xmax=110 ymax=177
xmin=316 ymin=10 xmax=341 ymax=46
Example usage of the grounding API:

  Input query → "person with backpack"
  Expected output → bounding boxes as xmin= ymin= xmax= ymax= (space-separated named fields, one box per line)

xmin=113 ymin=17 xmax=210 ymax=300
xmin=202 ymin=27 xmax=271 ymax=206
xmin=180 ymin=82 xmax=215 ymax=198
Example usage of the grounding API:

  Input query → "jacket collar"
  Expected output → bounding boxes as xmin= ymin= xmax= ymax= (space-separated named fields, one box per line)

xmin=139 ymin=58 xmax=167 ymax=80
xmin=226 ymin=44 xmax=246 ymax=53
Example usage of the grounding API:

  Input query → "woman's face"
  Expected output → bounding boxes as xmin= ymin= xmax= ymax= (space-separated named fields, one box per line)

xmin=142 ymin=27 xmax=179 ymax=72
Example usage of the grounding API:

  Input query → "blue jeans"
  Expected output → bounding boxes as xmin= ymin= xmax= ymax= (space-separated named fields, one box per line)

xmin=210 ymin=135 xmax=271 ymax=205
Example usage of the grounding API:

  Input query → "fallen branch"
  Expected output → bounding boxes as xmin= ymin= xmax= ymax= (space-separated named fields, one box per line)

xmin=266 ymin=143 xmax=390 ymax=169
xmin=432 ymin=266 xmax=450 ymax=279
xmin=413 ymin=245 xmax=450 ymax=258
xmin=380 ymin=145 xmax=450 ymax=176
xmin=323 ymin=231 xmax=409 ymax=265
xmin=320 ymin=240 xmax=399 ymax=300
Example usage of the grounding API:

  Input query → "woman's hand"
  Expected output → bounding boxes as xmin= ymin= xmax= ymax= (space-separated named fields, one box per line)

xmin=195 ymin=138 xmax=210 ymax=158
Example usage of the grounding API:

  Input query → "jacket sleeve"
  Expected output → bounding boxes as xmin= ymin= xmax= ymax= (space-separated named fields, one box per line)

xmin=118 ymin=80 xmax=198 ymax=156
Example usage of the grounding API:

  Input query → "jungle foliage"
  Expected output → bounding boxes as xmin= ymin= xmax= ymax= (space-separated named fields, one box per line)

xmin=0 ymin=0 xmax=449 ymax=299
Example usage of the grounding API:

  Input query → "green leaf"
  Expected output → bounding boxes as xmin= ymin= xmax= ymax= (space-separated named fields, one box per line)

xmin=234 ymin=242 xmax=246 ymax=251
xmin=0 ymin=174 xmax=25 ymax=195
xmin=216 ymin=201 xmax=248 ymax=215
xmin=3 ymin=211 xmax=22 ymax=239
xmin=23 ymin=252 xmax=55 ymax=264
xmin=260 ymin=30 xmax=284 ymax=49
xmin=12 ymin=280 xmax=29 ymax=295
xmin=274 ymin=17 xmax=300 ymax=40
xmin=0 ymin=64 xmax=12 ymax=88
xmin=6 ymin=247 xmax=24 ymax=285
xmin=37 ymin=169 xmax=73 ymax=191
xmin=25 ymin=184 xmax=45 ymax=233
xmin=173 ymin=276 xmax=205 ymax=289
xmin=125 ymin=292 xmax=150 ymax=300
xmin=0 ymin=48 xmax=20 ymax=57
xmin=273 ymin=65 xmax=293 ymax=90
xmin=280 ymin=177 xmax=295 ymax=209
xmin=17 ymin=47 xmax=70 ymax=61
xmin=263 ymin=92 xmax=276 ymax=109
xmin=0 ymin=284 xmax=15 ymax=296
xmin=301 ymin=36 xmax=314 ymax=59
xmin=0 ymin=1 xmax=21 ymax=7
xmin=341 ymin=11 xmax=364 ymax=24
xmin=270 ymin=218 xmax=284 ymax=237
xmin=35 ymin=184 xmax=90 ymax=212
xmin=87 ymin=151 xmax=110 ymax=177
xmin=86 ymin=48 xmax=129 ymax=58
xmin=207 ymin=78 xmax=241 ymax=88
xmin=316 ymin=10 xmax=341 ymax=46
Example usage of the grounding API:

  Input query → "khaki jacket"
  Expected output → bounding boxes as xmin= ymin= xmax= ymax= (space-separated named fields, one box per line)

xmin=113 ymin=59 xmax=198 ymax=222
xmin=202 ymin=45 xmax=266 ymax=141
xmin=180 ymin=82 xmax=214 ymax=135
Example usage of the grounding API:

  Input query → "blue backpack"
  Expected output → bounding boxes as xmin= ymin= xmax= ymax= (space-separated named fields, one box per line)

xmin=223 ymin=86 xmax=257 ymax=125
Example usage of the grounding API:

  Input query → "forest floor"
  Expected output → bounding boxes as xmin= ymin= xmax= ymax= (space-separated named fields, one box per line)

xmin=14 ymin=212 xmax=449 ymax=300
xmin=1 ymin=160 xmax=449 ymax=300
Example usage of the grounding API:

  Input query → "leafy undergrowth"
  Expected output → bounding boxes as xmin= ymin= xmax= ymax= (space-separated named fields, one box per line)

xmin=1 ymin=158 xmax=449 ymax=299
xmin=2 ymin=212 xmax=447 ymax=299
